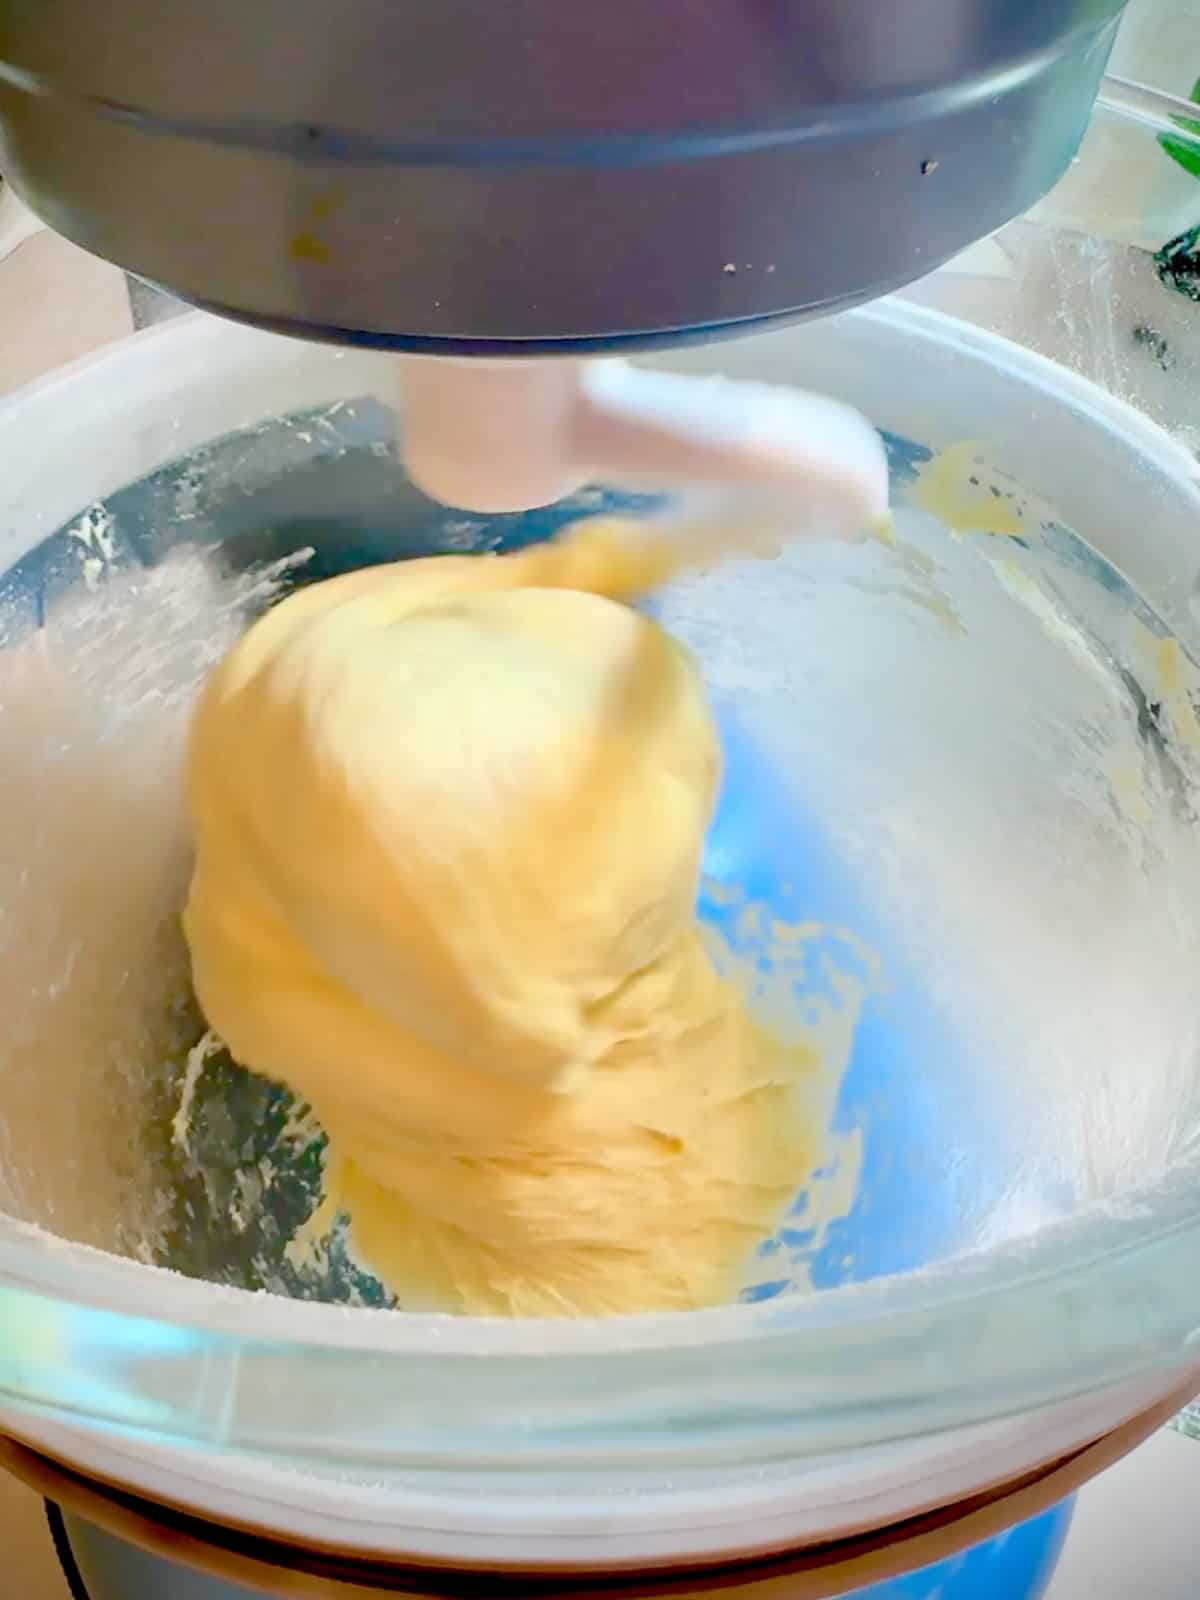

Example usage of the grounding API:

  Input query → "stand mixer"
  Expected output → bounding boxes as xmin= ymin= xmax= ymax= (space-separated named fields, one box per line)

xmin=3 ymin=2 xmax=1200 ymax=1598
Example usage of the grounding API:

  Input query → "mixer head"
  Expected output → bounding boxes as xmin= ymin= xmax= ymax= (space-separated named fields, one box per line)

xmin=0 ymin=0 xmax=1126 ymax=505
xmin=0 ymin=0 xmax=1128 ymax=352
xmin=0 ymin=0 xmax=1128 ymax=509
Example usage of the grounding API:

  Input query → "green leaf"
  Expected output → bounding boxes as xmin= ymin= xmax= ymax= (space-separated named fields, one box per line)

xmin=1160 ymin=75 xmax=1200 ymax=178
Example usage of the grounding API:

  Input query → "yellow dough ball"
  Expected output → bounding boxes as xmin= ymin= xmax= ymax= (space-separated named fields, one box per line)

xmin=183 ymin=526 xmax=815 ymax=1316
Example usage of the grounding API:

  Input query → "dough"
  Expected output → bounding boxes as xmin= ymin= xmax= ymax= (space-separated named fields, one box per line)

xmin=183 ymin=521 xmax=815 ymax=1316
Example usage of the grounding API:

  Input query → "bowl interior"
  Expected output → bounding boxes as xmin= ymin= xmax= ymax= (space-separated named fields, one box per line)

xmin=2 ymin=310 xmax=1200 ymax=1330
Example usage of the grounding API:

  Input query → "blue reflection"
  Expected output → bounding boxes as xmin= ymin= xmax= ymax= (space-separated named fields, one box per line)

xmin=848 ymin=1501 xmax=1073 ymax=1600
xmin=706 ymin=704 xmax=1011 ymax=1288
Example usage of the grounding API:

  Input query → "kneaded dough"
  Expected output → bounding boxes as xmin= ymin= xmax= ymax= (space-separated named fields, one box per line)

xmin=183 ymin=521 xmax=814 ymax=1316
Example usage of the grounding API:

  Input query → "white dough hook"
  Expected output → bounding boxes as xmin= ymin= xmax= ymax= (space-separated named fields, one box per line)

xmin=395 ymin=355 xmax=890 ymax=540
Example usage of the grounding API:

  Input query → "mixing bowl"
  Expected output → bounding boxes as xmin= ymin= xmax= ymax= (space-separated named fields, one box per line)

xmin=0 ymin=291 xmax=1199 ymax=1583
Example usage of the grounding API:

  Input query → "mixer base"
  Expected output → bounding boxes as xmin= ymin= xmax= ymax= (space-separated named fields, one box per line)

xmin=43 ymin=1500 xmax=1075 ymax=1600
xmin=5 ymin=1380 xmax=1196 ymax=1600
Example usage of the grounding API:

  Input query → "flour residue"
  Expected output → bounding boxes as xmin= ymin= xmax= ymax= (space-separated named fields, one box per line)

xmin=0 ymin=545 xmax=307 ymax=1262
